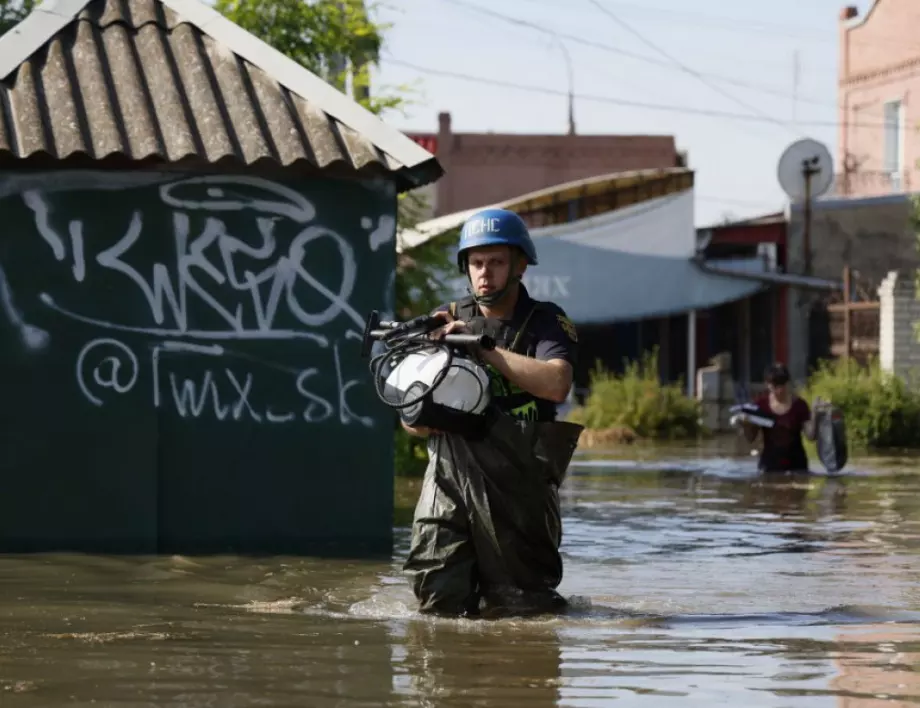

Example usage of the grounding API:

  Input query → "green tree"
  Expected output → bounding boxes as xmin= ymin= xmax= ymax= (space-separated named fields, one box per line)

xmin=215 ymin=0 xmax=409 ymax=115
xmin=0 ymin=0 xmax=36 ymax=37
xmin=216 ymin=0 xmax=454 ymax=476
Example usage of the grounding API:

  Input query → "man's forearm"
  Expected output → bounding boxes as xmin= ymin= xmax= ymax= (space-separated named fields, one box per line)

xmin=481 ymin=348 xmax=572 ymax=403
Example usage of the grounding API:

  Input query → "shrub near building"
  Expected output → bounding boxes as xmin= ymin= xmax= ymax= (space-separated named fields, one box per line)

xmin=802 ymin=357 xmax=920 ymax=451
xmin=567 ymin=350 xmax=704 ymax=445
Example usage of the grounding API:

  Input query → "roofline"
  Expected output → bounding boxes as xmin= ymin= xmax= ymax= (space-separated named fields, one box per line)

xmin=694 ymin=258 xmax=841 ymax=291
xmin=510 ymin=167 xmax=691 ymax=212
xmin=407 ymin=129 xmax=676 ymax=141
xmin=0 ymin=0 xmax=443 ymax=192
xmin=788 ymin=190 xmax=920 ymax=213
xmin=697 ymin=210 xmax=785 ymax=230
xmin=397 ymin=167 xmax=693 ymax=251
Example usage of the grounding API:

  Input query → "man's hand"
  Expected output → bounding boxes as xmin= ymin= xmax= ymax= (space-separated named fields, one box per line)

xmin=401 ymin=420 xmax=431 ymax=437
xmin=428 ymin=309 xmax=469 ymax=339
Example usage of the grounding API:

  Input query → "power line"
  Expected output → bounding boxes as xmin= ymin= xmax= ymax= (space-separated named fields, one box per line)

xmin=438 ymin=0 xmax=840 ymax=109
xmin=585 ymin=0 xmax=791 ymax=131
xmin=517 ymin=0 xmax=920 ymax=56
xmin=697 ymin=196 xmax=781 ymax=208
xmin=382 ymin=55 xmax=891 ymax=131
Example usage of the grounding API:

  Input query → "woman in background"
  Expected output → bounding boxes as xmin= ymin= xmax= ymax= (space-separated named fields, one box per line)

xmin=742 ymin=363 xmax=818 ymax=473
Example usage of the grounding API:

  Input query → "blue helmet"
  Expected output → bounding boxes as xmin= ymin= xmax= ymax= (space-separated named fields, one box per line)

xmin=456 ymin=208 xmax=538 ymax=273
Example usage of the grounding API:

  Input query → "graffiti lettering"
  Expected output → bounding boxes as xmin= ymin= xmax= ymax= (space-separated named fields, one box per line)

xmin=73 ymin=337 xmax=373 ymax=426
xmin=0 ymin=262 xmax=49 ymax=350
xmin=23 ymin=175 xmax=398 ymax=344
xmin=76 ymin=338 xmax=139 ymax=406
xmin=6 ymin=175 xmax=390 ymax=428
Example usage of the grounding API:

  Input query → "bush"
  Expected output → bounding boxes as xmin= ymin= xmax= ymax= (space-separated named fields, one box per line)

xmin=394 ymin=423 xmax=430 ymax=478
xmin=566 ymin=349 xmax=704 ymax=440
xmin=801 ymin=357 xmax=920 ymax=450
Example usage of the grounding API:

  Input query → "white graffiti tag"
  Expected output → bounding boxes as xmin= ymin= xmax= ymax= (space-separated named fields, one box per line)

xmin=6 ymin=175 xmax=385 ymax=427
xmin=76 ymin=338 xmax=139 ymax=406
xmin=74 ymin=337 xmax=372 ymax=426
xmin=25 ymin=175 xmax=382 ymax=344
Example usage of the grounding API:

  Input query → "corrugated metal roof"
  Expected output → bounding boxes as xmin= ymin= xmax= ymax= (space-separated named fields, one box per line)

xmin=0 ymin=0 xmax=442 ymax=192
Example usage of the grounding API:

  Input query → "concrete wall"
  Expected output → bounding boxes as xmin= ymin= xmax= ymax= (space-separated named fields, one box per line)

xmin=837 ymin=0 xmax=920 ymax=198
xmin=879 ymin=269 xmax=920 ymax=381
xmin=785 ymin=192 xmax=919 ymax=382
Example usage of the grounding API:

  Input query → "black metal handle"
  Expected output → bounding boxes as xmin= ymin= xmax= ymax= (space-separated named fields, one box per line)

xmin=443 ymin=333 xmax=495 ymax=350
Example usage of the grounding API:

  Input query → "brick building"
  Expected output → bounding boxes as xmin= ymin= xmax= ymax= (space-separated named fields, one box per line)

xmin=407 ymin=112 xmax=684 ymax=219
xmin=837 ymin=0 xmax=920 ymax=197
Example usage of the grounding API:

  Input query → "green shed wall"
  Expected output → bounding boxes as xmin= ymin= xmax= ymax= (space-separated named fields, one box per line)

xmin=0 ymin=169 xmax=397 ymax=555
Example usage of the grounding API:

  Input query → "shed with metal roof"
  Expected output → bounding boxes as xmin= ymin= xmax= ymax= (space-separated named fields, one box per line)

xmin=0 ymin=0 xmax=442 ymax=556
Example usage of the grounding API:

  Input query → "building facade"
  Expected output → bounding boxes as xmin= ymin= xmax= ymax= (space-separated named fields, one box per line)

xmin=407 ymin=112 xmax=684 ymax=219
xmin=837 ymin=0 xmax=920 ymax=197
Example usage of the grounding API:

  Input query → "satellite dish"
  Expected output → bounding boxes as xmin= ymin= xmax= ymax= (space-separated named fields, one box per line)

xmin=777 ymin=138 xmax=834 ymax=202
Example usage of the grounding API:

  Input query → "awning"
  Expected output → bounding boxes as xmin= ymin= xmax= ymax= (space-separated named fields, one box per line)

xmin=419 ymin=186 xmax=841 ymax=324
xmin=445 ymin=248 xmax=767 ymax=324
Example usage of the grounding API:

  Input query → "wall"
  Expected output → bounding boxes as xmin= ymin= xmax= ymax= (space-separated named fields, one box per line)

xmin=785 ymin=193 xmax=919 ymax=382
xmin=0 ymin=170 xmax=397 ymax=554
xmin=412 ymin=113 xmax=680 ymax=217
xmin=878 ymin=269 xmax=920 ymax=380
xmin=838 ymin=0 xmax=920 ymax=198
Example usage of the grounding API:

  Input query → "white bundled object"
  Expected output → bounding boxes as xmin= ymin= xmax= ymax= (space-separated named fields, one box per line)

xmin=383 ymin=348 xmax=492 ymax=415
xmin=729 ymin=403 xmax=775 ymax=429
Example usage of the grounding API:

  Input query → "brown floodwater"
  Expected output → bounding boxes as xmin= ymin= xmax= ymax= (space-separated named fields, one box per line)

xmin=3 ymin=444 xmax=920 ymax=706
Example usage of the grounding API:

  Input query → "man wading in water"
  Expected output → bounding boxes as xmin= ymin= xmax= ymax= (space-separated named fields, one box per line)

xmin=742 ymin=363 xmax=819 ymax=473
xmin=401 ymin=207 xmax=583 ymax=618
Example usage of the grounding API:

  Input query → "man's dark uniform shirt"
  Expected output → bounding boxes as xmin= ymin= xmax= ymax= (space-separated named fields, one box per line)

xmin=434 ymin=284 xmax=577 ymax=422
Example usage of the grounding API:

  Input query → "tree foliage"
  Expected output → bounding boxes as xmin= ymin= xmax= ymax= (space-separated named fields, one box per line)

xmin=0 ymin=0 xmax=36 ymax=37
xmin=214 ymin=0 xmax=414 ymax=116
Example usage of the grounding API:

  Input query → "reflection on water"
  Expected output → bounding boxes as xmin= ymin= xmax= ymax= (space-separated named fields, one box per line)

xmin=2 ymin=448 xmax=920 ymax=706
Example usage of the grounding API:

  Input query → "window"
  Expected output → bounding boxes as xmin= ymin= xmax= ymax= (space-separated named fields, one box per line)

xmin=883 ymin=99 xmax=903 ymax=191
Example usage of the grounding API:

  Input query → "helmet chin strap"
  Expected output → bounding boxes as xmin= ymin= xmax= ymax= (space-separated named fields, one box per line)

xmin=468 ymin=274 xmax=522 ymax=307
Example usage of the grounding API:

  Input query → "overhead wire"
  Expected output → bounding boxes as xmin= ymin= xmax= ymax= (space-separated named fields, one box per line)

xmin=437 ymin=0 xmax=841 ymax=109
xmin=585 ymin=0 xmax=793 ymax=132
xmin=515 ymin=0 xmax=920 ymax=55
xmin=382 ymin=56 xmax=891 ymax=132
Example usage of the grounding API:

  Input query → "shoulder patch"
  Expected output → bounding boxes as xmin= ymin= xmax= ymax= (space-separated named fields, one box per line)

xmin=556 ymin=313 xmax=578 ymax=342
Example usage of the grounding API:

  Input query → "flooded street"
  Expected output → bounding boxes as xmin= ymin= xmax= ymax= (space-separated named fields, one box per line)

xmin=3 ymin=447 xmax=920 ymax=706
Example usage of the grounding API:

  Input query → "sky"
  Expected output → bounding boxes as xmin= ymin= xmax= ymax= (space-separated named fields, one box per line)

xmin=369 ymin=0 xmax=877 ymax=227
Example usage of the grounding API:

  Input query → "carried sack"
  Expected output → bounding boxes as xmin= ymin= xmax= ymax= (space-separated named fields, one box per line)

xmin=729 ymin=402 xmax=775 ymax=429
xmin=814 ymin=402 xmax=848 ymax=474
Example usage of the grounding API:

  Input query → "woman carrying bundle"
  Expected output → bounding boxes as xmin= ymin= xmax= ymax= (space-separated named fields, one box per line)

xmin=741 ymin=363 xmax=819 ymax=473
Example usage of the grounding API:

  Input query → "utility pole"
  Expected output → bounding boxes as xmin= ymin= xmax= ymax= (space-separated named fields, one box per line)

xmin=549 ymin=34 xmax=576 ymax=135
